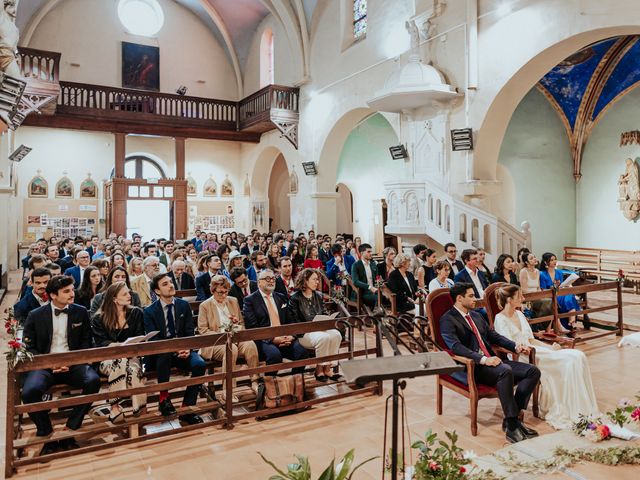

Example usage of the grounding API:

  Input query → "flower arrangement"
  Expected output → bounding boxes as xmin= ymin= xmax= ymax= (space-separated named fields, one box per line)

xmin=411 ymin=430 xmax=502 ymax=479
xmin=573 ymin=414 xmax=611 ymax=442
xmin=4 ymin=307 xmax=33 ymax=370
xmin=331 ymin=284 xmax=346 ymax=303
xmin=374 ymin=275 xmax=384 ymax=289
xmin=259 ymin=449 xmax=376 ymax=480
xmin=608 ymin=395 xmax=640 ymax=428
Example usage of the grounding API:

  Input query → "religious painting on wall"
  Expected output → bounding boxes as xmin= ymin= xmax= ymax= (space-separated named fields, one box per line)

xmin=289 ymin=171 xmax=298 ymax=194
xmin=28 ymin=171 xmax=48 ymax=198
xmin=55 ymin=175 xmax=73 ymax=199
xmin=80 ymin=175 xmax=97 ymax=198
xmin=203 ymin=176 xmax=217 ymax=197
xmin=243 ymin=174 xmax=250 ymax=196
xmin=617 ymin=157 xmax=640 ymax=221
xmin=186 ymin=174 xmax=197 ymax=196
xmin=122 ymin=42 xmax=160 ymax=91
xmin=252 ymin=201 xmax=266 ymax=229
xmin=221 ymin=175 xmax=233 ymax=197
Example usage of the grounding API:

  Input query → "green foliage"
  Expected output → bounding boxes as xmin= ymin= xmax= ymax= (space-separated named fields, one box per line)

xmin=258 ymin=449 xmax=377 ymax=480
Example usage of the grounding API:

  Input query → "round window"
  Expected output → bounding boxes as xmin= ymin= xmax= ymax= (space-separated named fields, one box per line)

xmin=118 ymin=0 xmax=165 ymax=37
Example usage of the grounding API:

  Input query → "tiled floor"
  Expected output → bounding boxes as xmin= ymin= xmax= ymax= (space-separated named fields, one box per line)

xmin=2 ymin=270 xmax=640 ymax=479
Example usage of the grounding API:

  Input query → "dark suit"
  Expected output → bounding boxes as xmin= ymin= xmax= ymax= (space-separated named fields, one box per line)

xmin=63 ymin=265 xmax=83 ymax=287
xmin=195 ymin=272 xmax=212 ymax=301
xmin=387 ymin=269 xmax=417 ymax=313
xmin=318 ymin=248 xmax=331 ymax=265
xmin=86 ymin=246 xmax=96 ymax=259
xmin=439 ymin=307 xmax=540 ymax=420
xmin=326 ymin=255 xmax=355 ymax=284
xmin=14 ymin=292 xmax=46 ymax=324
xmin=21 ymin=304 xmax=100 ymax=435
xmin=56 ymin=255 xmax=74 ymax=271
xmin=143 ymin=299 xmax=205 ymax=406
xmin=242 ymin=290 xmax=308 ymax=374
xmin=229 ymin=281 xmax=257 ymax=308
xmin=274 ymin=276 xmax=294 ymax=298
xmin=351 ymin=259 xmax=379 ymax=307
xmin=454 ymin=268 xmax=490 ymax=298
xmin=446 ymin=259 xmax=465 ymax=280
xmin=169 ymin=271 xmax=195 ymax=291
xmin=492 ymin=271 xmax=519 ymax=285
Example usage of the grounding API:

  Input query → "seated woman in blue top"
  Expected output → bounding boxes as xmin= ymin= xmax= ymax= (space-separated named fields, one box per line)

xmin=539 ymin=252 xmax=580 ymax=331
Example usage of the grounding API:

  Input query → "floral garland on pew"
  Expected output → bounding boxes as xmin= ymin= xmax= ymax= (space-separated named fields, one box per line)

xmin=4 ymin=307 xmax=34 ymax=369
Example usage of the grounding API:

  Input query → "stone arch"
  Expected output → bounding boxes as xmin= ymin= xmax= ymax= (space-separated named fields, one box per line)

xmin=473 ymin=19 xmax=640 ymax=181
xmin=249 ymin=145 xmax=288 ymax=199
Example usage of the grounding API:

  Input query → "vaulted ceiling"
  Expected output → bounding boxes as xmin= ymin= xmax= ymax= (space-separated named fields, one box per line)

xmin=16 ymin=0 xmax=320 ymax=93
xmin=537 ymin=35 xmax=640 ymax=179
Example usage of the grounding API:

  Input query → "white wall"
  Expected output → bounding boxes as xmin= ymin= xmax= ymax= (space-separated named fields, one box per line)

xmin=578 ymin=86 xmax=640 ymax=249
xmin=24 ymin=0 xmax=238 ymax=99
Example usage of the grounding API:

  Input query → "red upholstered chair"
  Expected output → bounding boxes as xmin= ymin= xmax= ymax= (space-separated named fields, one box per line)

xmin=426 ymin=287 xmax=539 ymax=436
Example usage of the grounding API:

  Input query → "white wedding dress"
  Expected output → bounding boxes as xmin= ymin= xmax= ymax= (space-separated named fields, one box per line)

xmin=494 ymin=310 xmax=599 ymax=429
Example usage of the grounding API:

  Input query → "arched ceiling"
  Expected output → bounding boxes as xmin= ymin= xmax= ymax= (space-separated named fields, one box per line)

xmin=16 ymin=0 xmax=316 ymax=94
xmin=536 ymin=35 xmax=640 ymax=179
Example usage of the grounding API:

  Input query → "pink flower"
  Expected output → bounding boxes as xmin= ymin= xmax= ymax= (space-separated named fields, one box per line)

xmin=428 ymin=461 xmax=441 ymax=471
xmin=631 ymin=408 xmax=640 ymax=422
xmin=596 ymin=424 xmax=611 ymax=440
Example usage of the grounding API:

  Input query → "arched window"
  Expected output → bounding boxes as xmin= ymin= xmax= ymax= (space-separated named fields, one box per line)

xmin=459 ymin=214 xmax=467 ymax=242
xmin=118 ymin=0 xmax=164 ymax=37
xmin=471 ymin=219 xmax=479 ymax=246
xmin=111 ymin=155 xmax=166 ymax=179
xmin=353 ymin=0 xmax=368 ymax=39
xmin=483 ymin=224 xmax=491 ymax=253
xmin=260 ymin=28 xmax=274 ymax=88
xmin=444 ymin=205 xmax=451 ymax=233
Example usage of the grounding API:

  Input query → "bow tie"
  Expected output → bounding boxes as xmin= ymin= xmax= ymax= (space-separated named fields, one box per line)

xmin=54 ymin=308 xmax=69 ymax=316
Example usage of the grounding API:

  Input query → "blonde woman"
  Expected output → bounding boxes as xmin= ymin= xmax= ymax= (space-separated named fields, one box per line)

xmin=127 ymin=257 xmax=143 ymax=277
xmin=493 ymin=284 xmax=598 ymax=429
xmin=198 ymin=275 xmax=260 ymax=402
xmin=91 ymin=282 xmax=147 ymax=421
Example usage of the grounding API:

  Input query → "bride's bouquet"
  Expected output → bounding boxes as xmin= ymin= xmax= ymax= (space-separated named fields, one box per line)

xmin=572 ymin=414 xmax=611 ymax=442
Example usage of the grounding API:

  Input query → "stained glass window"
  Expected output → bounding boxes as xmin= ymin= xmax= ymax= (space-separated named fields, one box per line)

xmin=353 ymin=0 xmax=367 ymax=39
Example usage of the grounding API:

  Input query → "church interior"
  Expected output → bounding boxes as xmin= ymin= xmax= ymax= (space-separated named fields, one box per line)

xmin=1 ymin=0 xmax=640 ymax=479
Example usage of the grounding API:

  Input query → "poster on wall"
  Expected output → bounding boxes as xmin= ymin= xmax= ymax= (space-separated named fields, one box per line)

xmin=122 ymin=42 xmax=160 ymax=91
xmin=28 ymin=171 xmax=48 ymax=198
xmin=252 ymin=201 xmax=266 ymax=229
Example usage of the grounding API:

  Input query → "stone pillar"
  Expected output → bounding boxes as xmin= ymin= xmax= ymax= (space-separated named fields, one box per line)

xmin=311 ymin=191 xmax=340 ymax=238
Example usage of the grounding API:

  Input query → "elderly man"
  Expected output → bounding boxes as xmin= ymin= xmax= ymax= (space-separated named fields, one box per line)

xmin=243 ymin=269 xmax=308 ymax=375
xmin=168 ymin=259 xmax=195 ymax=290
xmin=64 ymin=249 xmax=91 ymax=287
xmin=130 ymin=255 xmax=161 ymax=306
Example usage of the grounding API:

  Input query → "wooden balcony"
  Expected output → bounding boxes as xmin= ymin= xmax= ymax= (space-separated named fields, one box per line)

xmin=17 ymin=48 xmax=300 ymax=144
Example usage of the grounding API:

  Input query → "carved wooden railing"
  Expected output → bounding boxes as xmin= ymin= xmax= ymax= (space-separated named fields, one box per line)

xmin=17 ymin=47 xmax=60 ymax=83
xmin=57 ymin=81 xmax=237 ymax=129
xmin=238 ymin=84 xmax=299 ymax=128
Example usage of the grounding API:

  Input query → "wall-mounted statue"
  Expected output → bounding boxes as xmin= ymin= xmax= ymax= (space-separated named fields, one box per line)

xmin=406 ymin=192 xmax=419 ymax=224
xmin=0 ymin=0 xmax=20 ymax=77
xmin=618 ymin=157 xmax=640 ymax=221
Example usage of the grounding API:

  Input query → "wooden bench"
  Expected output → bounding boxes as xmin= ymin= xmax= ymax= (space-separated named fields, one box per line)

xmin=5 ymin=316 xmax=381 ymax=477
xmin=563 ymin=247 xmax=640 ymax=291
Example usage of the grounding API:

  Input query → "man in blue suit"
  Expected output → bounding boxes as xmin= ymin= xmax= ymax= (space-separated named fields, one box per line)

xmin=243 ymin=269 xmax=308 ymax=375
xmin=453 ymin=248 xmax=490 ymax=298
xmin=143 ymin=273 xmax=205 ymax=425
xmin=64 ymin=250 xmax=91 ymax=287
xmin=326 ymin=244 xmax=355 ymax=285
xmin=14 ymin=267 xmax=51 ymax=324
xmin=246 ymin=250 xmax=268 ymax=282
xmin=21 ymin=275 xmax=100 ymax=455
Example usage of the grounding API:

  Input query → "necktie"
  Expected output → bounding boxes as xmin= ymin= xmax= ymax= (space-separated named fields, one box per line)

xmin=149 ymin=282 xmax=158 ymax=302
xmin=166 ymin=303 xmax=176 ymax=338
xmin=465 ymin=314 xmax=490 ymax=357
xmin=54 ymin=308 xmax=68 ymax=316
xmin=265 ymin=294 xmax=280 ymax=327
xmin=41 ymin=292 xmax=49 ymax=302
xmin=244 ymin=286 xmax=249 ymax=297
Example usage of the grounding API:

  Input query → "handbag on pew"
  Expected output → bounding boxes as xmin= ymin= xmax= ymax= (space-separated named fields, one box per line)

xmin=256 ymin=374 xmax=305 ymax=410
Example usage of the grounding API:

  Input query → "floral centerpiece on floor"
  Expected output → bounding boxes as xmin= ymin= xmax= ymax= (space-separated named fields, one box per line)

xmin=572 ymin=414 xmax=611 ymax=442
xmin=4 ymin=307 xmax=33 ymax=369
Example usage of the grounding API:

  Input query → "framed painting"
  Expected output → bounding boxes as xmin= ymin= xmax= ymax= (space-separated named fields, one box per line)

xmin=187 ymin=175 xmax=197 ymax=196
xmin=289 ymin=171 xmax=298 ymax=194
xmin=80 ymin=176 xmax=98 ymax=198
xmin=28 ymin=172 xmax=48 ymax=198
xmin=221 ymin=176 xmax=233 ymax=197
xmin=55 ymin=176 xmax=73 ymax=198
xmin=122 ymin=42 xmax=160 ymax=91
xmin=203 ymin=176 xmax=217 ymax=197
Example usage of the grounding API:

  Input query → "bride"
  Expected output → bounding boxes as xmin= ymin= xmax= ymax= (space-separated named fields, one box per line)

xmin=493 ymin=284 xmax=599 ymax=429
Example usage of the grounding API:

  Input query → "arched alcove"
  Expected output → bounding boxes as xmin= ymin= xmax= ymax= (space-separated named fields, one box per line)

xmin=268 ymin=154 xmax=290 ymax=231
xmin=336 ymin=183 xmax=353 ymax=234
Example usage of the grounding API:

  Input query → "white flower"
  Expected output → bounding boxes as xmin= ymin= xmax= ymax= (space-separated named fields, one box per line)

xmin=618 ymin=398 xmax=632 ymax=407
xmin=463 ymin=450 xmax=478 ymax=460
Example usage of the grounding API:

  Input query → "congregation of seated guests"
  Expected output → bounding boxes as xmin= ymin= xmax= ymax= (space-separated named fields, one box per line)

xmin=15 ymin=229 xmax=587 ymax=455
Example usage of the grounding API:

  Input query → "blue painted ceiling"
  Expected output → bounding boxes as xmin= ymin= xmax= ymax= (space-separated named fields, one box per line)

xmin=538 ymin=36 xmax=640 ymax=132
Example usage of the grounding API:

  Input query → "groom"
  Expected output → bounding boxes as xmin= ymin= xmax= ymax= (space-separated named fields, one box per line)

xmin=440 ymin=283 xmax=541 ymax=443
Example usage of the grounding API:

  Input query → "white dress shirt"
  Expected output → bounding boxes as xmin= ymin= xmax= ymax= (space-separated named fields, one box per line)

xmin=363 ymin=260 xmax=373 ymax=287
xmin=214 ymin=300 xmax=232 ymax=331
xmin=50 ymin=303 xmax=70 ymax=353
xmin=448 ymin=259 xmax=460 ymax=275
xmin=465 ymin=267 xmax=485 ymax=298
xmin=79 ymin=266 xmax=87 ymax=284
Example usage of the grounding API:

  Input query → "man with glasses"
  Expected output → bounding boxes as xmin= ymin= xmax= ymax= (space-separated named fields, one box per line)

xmin=229 ymin=267 xmax=257 ymax=307
xmin=131 ymin=256 xmax=161 ymax=306
xmin=64 ymin=249 xmax=91 ymax=287
xmin=443 ymin=243 xmax=464 ymax=280
xmin=243 ymin=269 xmax=308 ymax=374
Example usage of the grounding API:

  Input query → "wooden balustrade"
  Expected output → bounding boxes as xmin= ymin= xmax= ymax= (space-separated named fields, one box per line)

xmin=5 ymin=316 xmax=380 ymax=476
xmin=238 ymin=84 xmax=300 ymax=129
xmin=17 ymin=47 xmax=60 ymax=83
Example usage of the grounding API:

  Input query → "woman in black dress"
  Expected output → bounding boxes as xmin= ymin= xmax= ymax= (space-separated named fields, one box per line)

xmin=387 ymin=253 xmax=418 ymax=314
xmin=75 ymin=265 xmax=104 ymax=310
